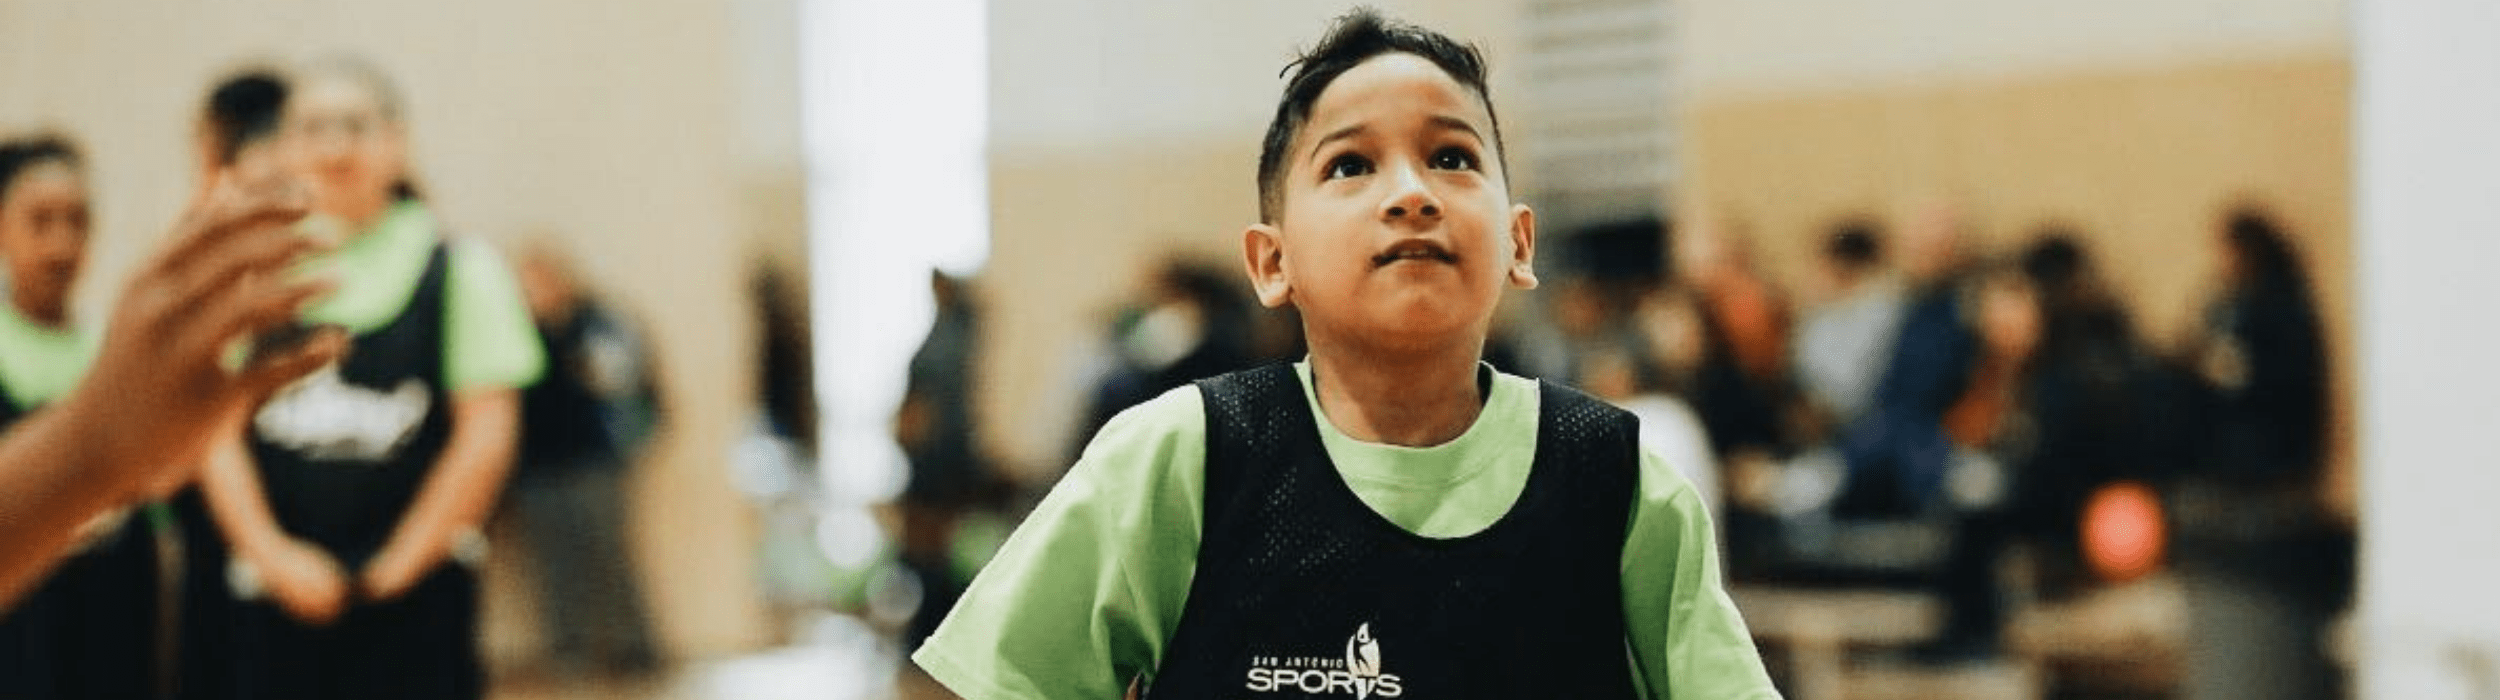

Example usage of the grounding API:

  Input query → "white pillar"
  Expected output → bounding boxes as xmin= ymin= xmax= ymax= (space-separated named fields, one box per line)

xmin=2354 ymin=1 xmax=2500 ymax=697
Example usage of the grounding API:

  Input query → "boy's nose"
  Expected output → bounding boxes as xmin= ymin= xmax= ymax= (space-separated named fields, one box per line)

xmin=1380 ymin=170 xmax=1442 ymax=222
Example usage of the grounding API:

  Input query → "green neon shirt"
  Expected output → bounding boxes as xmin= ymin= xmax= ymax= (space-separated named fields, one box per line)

xmin=0 ymin=303 xmax=95 ymax=411
xmin=294 ymin=201 xmax=542 ymax=393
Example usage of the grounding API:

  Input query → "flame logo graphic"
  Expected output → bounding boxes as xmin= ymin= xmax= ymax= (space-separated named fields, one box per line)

xmin=1346 ymin=623 xmax=1382 ymax=699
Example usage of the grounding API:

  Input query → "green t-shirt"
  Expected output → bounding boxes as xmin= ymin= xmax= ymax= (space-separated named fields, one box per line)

xmin=295 ymin=201 xmax=543 ymax=393
xmin=0 ymin=303 xmax=95 ymax=412
xmin=913 ymin=362 xmax=1780 ymax=700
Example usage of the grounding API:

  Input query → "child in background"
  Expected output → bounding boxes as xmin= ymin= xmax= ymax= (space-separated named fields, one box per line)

xmin=198 ymin=57 xmax=542 ymax=700
xmin=0 ymin=133 xmax=163 ymax=699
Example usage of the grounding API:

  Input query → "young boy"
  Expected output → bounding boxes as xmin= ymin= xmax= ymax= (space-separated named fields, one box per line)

xmin=913 ymin=9 xmax=1779 ymax=699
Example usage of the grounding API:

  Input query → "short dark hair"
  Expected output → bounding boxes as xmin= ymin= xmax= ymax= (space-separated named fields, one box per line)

xmin=1256 ymin=7 xmax=1506 ymax=223
xmin=0 ymin=134 xmax=82 ymax=206
xmin=205 ymin=69 xmax=290 ymax=165
xmin=1823 ymin=218 xmax=1884 ymax=271
xmin=2224 ymin=206 xmax=2310 ymax=295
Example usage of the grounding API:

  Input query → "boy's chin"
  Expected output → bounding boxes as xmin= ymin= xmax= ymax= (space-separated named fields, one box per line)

xmin=1320 ymin=309 xmax=1491 ymax=355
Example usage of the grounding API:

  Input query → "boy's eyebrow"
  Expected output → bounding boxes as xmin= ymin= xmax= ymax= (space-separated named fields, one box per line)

xmin=1428 ymin=114 xmax=1484 ymax=142
xmin=1307 ymin=124 xmax=1368 ymax=163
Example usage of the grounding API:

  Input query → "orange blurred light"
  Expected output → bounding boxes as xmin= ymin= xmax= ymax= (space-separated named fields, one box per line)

xmin=2083 ymin=480 xmax=2166 ymax=583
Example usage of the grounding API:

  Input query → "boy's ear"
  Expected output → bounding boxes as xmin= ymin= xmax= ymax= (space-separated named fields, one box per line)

xmin=1507 ymin=203 xmax=1540 ymax=290
xmin=1243 ymin=223 xmax=1293 ymax=308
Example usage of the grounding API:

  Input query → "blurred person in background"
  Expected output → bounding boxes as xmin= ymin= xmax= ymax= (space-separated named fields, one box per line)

xmin=2169 ymin=207 xmax=2345 ymax=700
xmin=895 ymin=270 xmax=987 ymax=651
xmin=0 ymin=132 xmax=169 ymax=699
xmin=751 ymin=262 xmax=817 ymax=459
xmin=2005 ymin=232 xmax=2155 ymax=597
xmin=171 ymin=67 xmax=296 ymax=700
xmin=1910 ymin=257 xmax=2039 ymax=664
xmin=1915 ymin=235 xmax=2148 ymax=665
xmin=1544 ymin=277 xmax=1616 ymax=384
xmin=1833 ymin=202 xmax=1979 ymax=518
xmin=1582 ymin=315 xmax=1720 ymax=516
xmin=510 ymin=243 xmax=662 ymax=680
xmin=1670 ymin=216 xmax=1796 ymax=580
xmin=198 ymin=56 xmax=543 ymax=700
xmin=1075 ymin=258 xmax=1261 ymax=456
xmin=1673 ymin=214 xmax=1794 ymax=468
xmin=1542 ymin=216 xmax=1670 ymax=385
xmin=730 ymin=260 xmax=829 ymax=637
xmin=1789 ymin=218 xmax=1905 ymax=440
xmin=195 ymin=70 xmax=294 ymax=193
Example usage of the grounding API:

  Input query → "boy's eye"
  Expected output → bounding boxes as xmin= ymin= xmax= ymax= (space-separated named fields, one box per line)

xmin=1430 ymin=147 xmax=1479 ymax=171
xmin=1324 ymin=154 xmax=1374 ymax=180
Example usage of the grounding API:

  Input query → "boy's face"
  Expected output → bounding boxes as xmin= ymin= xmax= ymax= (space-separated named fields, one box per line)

xmin=1243 ymin=52 xmax=1536 ymax=355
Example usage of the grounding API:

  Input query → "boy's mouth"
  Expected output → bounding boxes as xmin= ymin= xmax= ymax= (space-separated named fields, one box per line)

xmin=1373 ymin=240 xmax=1457 ymax=267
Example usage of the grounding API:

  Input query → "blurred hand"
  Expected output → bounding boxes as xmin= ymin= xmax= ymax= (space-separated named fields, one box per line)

xmin=1727 ymin=449 xmax=1781 ymax=514
xmin=64 ymin=172 xmax=347 ymax=501
xmin=260 ymin=537 xmax=351 ymax=626
xmin=357 ymin=546 xmax=432 ymax=604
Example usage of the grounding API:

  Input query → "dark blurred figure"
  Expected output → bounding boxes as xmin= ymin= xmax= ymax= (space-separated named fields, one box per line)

xmin=2004 ymin=232 xmax=2156 ymax=594
xmin=1674 ymin=216 xmax=1811 ymax=585
xmin=1538 ymin=216 xmax=1670 ymax=385
xmin=1909 ymin=258 xmax=2041 ymax=663
xmin=896 ymin=271 xmax=987 ymax=650
xmin=1594 ymin=285 xmax=1723 ymax=511
xmin=1835 ymin=203 xmax=1978 ymax=518
xmin=1918 ymin=234 xmax=2153 ymax=665
xmin=510 ymin=244 xmax=662 ymax=680
xmin=751 ymin=262 xmax=817 ymax=457
xmin=1075 ymin=259 xmax=1260 ymax=454
xmin=0 ymin=133 xmax=172 ymax=700
xmin=734 ymin=260 xmax=827 ymax=636
xmin=1675 ymin=215 xmax=1795 ymax=465
xmin=1790 ymin=218 xmax=1907 ymax=440
xmin=2168 ymin=208 xmax=2346 ymax=700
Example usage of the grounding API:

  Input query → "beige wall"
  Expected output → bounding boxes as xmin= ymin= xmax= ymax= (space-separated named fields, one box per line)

xmin=1678 ymin=0 xmax=2346 ymax=98
xmin=0 ymin=0 xmax=795 ymax=659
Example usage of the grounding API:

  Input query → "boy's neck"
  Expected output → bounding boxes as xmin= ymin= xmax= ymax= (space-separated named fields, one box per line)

xmin=1306 ymin=341 xmax=1487 ymax=448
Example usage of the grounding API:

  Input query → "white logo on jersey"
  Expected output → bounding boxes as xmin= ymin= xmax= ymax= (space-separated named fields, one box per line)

xmin=253 ymin=365 xmax=431 ymax=462
xmin=1346 ymin=623 xmax=1382 ymax=699
xmin=1244 ymin=623 xmax=1404 ymax=698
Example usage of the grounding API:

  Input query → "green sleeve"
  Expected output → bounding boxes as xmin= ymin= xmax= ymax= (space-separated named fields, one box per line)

xmin=912 ymin=387 xmax=1208 ymax=700
xmin=443 ymin=241 xmax=546 ymax=393
xmin=1623 ymin=448 xmax=1782 ymax=699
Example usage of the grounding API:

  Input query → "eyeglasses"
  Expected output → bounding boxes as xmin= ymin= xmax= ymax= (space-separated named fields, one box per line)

xmin=286 ymin=113 xmax=381 ymax=143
